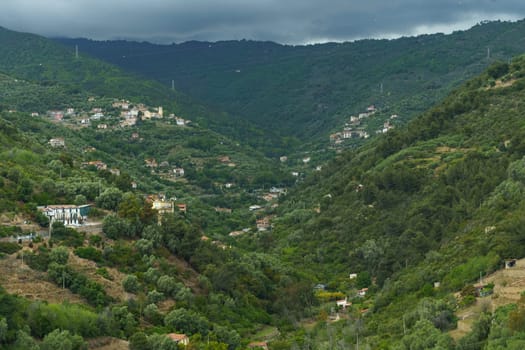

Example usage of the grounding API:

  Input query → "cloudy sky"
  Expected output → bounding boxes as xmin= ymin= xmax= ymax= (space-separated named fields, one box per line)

xmin=0 ymin=0 xmax=524 ymax=44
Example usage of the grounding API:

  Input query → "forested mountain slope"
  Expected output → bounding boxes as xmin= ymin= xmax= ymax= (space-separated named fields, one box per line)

xmin=0 ymin=26 xmax=291 ymax=155
xmin=264 ymin=57 xmax=525 ymax=348
xmin=57 ymin=20 xmax=525 ymax=147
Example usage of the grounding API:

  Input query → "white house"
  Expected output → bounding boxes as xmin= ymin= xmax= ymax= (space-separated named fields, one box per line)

xmin=336 ymin=297 xmax=352 ymax=309
xmin=173 ymin=168 xmax=185 ymax=177
xmin=49 ymin=138 xmax=65 ymax=147
xmin=38 ymin=205 xmax=91 ymax=226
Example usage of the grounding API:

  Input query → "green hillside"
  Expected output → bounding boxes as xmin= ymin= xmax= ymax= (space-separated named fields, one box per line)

xmin=56 ymin=20 xmax=525 ymax=149
xmin=0 ymin=29 xmax=312 ymax=349
xmin=261 ymin=57 xmax=525 ymax=348
xmin=4 ymin=23 xmax=525 ymax=350
xmin=0 ymin=26 xmax=293 ymax=156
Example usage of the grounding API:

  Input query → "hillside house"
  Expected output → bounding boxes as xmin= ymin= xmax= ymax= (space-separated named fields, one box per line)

xmin=48 ymin=110 xmax=64 ymax=121
xmin=280 ymin=156 xmax=288 ymax=162
xmin=97 ymin=124 xmax=108 ymax=129
xmin=49 ymin=138 xmax=65 ymax=147
xmin=120 ymin=117 xmax=137 ymax=127
xmin=152 ymin=199 xmax=174 ymax=215
xmin=357 ymin=288 xmax=369 ymax=297
xmin=248 ymin=341 xmax=269 ymax=350
xmin=82 ymin=161 xmax=107 ymax=171
xmin=229 ymin=231 xmax=245 ymax=237
xmin=176 ymin=203 xmax=187 ymax=213
xmin=110 ymin=168 xmax=120 ymax=176
xmin=167 ymin=333 xmax=189 ymax=346
xmin=269 ymin=187 xmax=287 ymax=195
xmin=314 ymin=284 xmax=326 ymax=291
xmin=336 ymin=297 xmax=352 ymax=309
xmin=38 ymin=204 xmax=91 ymax=226
xmin=262 ymin=193 xmax=278 ymax=202
xmin=175 ymin=117 xmax=185 ymax=126
xmin=342 ymin=130 xmax=353 ymax=139
xmin=131 ymin=132 xmax=140 ymax=140
xmin=145 ymin=159 xmax=158 ymax=168
xmin=218 ymin=155 xmax=231 ymax=163
xmin=112 ymin=100 xmax=130 ymax=110
xmin=31 ymin=112 xmax=39 ymax=117
xmin=173 ymin=168 xmax=185 ymax=177
xmin=256 ymin=217 xmax=271 ymax=231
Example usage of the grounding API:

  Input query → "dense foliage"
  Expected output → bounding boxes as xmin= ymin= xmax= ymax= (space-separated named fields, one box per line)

xmin=58 ymin=20 xmax=525 ymax=150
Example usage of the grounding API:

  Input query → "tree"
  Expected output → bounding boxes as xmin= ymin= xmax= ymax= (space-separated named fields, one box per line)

xmin=122 ymin=274 xmax=140 ymax=294
xmin=40 ymin=329 xmax=87 ymax=350
xmin=164 ymin=308 xmax=209 ymax=335
xmin=156 ymin=275 xmax=178 ymax=296
xmin=147 ymin=289 xmax=165 ymax=304
xmin=12 ymin=330 xmax=39 ymax=350
xmin=399 ymin=319 xmax=454 ymax=350
xmin=102 ymin=214 xmax=132 ymax=239
xmin=135 ymin=239 xmax=153 ymax=255
xmin=144 ymin=303 xmax=163 ymax=325
xmin=0 ymin=317 xmax=7 ymax=343
xmin=96 ymin=187 xmax=123 ymax=211
xmin=49 ymin=246 xmax=69 ymax=265
xmin=74 ymin=194 xmax=87 ymax=206
xmin=129 ymin=332 xmax=149 ymax=350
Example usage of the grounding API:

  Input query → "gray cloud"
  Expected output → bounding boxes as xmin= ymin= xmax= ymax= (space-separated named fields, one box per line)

xmin=1 ymin=0 xmax=524 ymax=44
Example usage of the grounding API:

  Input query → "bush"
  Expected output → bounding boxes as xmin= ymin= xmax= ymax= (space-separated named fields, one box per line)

xmin=0 ymin=242 xmax=21 ymax=254
xmin=122 ymin=274 xmax=140 ymax=293
xmin=75 ymin=246 xmax=102 ymax=263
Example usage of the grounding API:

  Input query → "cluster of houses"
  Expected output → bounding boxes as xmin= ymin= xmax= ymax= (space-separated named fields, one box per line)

xmin=144 ymin=158 xmax=185 ymax=178
xmin=330 ymin=105 xmax=376 ymax=145
xmin=38 ymin=98 xmax=191 ymax=131
xmin=375 ymin=114 xmax=398 ymax=134
xmin=330 ymin=105 xmax=400 ymax=146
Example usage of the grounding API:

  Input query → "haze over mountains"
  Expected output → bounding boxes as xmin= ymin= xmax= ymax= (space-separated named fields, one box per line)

xmin=2 ymin=18 xmax=525 ymax=349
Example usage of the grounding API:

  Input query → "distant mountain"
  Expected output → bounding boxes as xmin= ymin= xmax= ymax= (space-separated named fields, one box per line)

xmin=0 ymin=26 xmax=292 ymax=156
xmin=56 ymin=20 xmax=525 ymax=148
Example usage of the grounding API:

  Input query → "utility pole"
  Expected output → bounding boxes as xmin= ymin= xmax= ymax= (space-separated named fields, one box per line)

xmin=172 ymin=80 xmax=175 ymax=91
xmin=75 ymin=45 xmax=79 ymax=59
xmin=380 ymin=82 xmax=383 ymax=94
xmin=487 ymin=47 xmax=490 ymax=61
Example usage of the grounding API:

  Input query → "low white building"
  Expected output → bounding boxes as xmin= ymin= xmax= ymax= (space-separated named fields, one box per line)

xmin=38 ymin=204 xmax=91 ymax=226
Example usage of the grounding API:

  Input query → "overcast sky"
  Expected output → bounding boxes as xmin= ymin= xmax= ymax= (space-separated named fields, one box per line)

xmin=1 ymin=0 xmax=524 ymax=44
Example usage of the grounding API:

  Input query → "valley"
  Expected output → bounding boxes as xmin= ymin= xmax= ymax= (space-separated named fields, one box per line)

xmin=2 ymin=19 xmax=525 ymax=350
